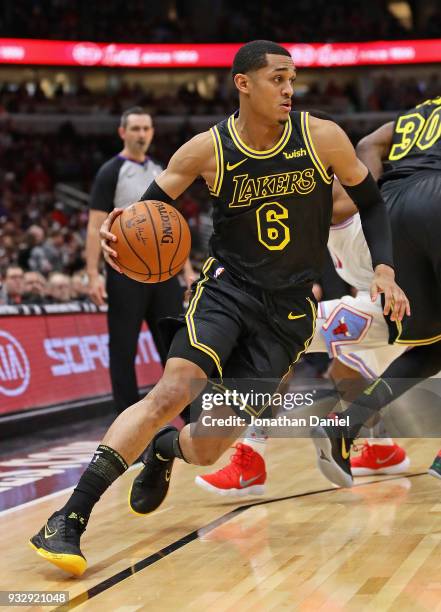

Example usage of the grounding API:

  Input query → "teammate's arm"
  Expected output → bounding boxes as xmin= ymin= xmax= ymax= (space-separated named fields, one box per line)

xmin=356 ymin=122 xmax=394 ymax=181
xmin=313 ymin=118 xmax=410 ymax=321
xmin=100 ymin=132 xmax=215 ymax=271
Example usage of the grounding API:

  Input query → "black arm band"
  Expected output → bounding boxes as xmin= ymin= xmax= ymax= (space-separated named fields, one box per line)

xmin=140 ymin=179 xmax=175 ymax=205
xmin=342 ymin=172 xmax=394 ymax=270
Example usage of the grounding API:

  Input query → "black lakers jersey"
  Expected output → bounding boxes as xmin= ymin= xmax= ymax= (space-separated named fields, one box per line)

xmin=381 ymin=96 xmax=441 ymax=185
xmin=207 ymin=111 xmax=334 ymax=291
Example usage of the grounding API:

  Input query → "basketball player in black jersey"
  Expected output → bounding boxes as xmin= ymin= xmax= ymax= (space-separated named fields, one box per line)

xmin=30 ymin=40 xmax=408 ymax=576
xmin=312 ymin=96 xmax=441 ymax=487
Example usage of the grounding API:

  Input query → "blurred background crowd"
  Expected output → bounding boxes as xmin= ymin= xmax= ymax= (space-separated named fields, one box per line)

xmin=0 ymin=0 xmax=440 ymax=305
xmin=1 ymin=0 xmax=440 ymax=42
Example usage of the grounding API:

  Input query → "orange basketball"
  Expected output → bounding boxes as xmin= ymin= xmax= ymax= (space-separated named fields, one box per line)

xmin=110 ymin=200 xmax=191 ymax=283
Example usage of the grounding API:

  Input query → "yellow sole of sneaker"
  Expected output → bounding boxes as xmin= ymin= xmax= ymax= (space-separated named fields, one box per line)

xmin=29 ymin=540 xmax=87 ymax=576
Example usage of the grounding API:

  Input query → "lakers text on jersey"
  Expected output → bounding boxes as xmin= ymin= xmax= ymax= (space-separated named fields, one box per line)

xmin=208 ymin=111 xmax=334 ymax=291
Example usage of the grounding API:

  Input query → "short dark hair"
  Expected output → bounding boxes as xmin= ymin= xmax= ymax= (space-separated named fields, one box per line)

xmin=120 ymin=106 xmax=151 ymax=128
xmin=232 ymin=40 xmax=291 ymax=77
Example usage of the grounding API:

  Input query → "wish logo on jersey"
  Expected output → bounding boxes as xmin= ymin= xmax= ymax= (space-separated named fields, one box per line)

xmin=321 ymin=304 xmax=373 ymax=357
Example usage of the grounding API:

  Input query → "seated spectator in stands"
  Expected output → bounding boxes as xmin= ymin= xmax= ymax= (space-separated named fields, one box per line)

xmin=22 ymin=162 xmax=52 ymax=195
xmin=28 ymin=228 xmax=65 ymax=275
xmin=71 ymin=271 xmax=90 ymax=302
xmin=0 ymin=272 xmax=6 ymax=305
xmin=22 ymin=270 xmax=47 ymax=304
xmin=0 ymin=235 xmax=18 ymax=270
xmin=51 ymin=202 xmax=69 ymax=227
xmin=4 ymin=265 xmax=25 ymax=304
xmin=48 ymin=272 xmax=71 ymax=303
xmin=18 ymin=224 xmax=46 ymax=270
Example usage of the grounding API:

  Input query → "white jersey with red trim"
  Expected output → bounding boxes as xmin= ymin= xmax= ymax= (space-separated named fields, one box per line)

xmin=327 ymin=213 xmax=373 ymax=292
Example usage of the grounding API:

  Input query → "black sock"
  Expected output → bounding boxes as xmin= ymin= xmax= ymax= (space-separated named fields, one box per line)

xmin=345 ymin=378 xmax=394 ymax=438
xmin=154 ymin=429 xmax=187 ymax=462
xmin=343 ymin=342 xmax=441 ymax=439
xmin=61 ymin=445 xmax=128 ymax=522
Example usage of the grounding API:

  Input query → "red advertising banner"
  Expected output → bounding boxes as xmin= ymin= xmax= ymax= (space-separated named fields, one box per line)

xmin=0 ymin=38 xmax=440 ymax=68
xmin=0 ymin=312 xmax=162 ymax=416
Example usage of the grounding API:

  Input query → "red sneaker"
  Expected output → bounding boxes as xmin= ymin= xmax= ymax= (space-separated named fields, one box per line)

xmin=351 ymin=442 xmax=410 ymax=476
xmin=195 ymin=443 xmax=266 ymax=497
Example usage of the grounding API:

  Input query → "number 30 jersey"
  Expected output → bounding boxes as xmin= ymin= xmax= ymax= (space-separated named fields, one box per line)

xmin=208 ymin=111 xmax=334 ymax=291
xmin=381 ymin=96 xmax=441 ymax=185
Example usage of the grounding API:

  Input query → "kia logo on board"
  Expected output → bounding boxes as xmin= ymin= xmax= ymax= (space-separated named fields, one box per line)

xmin=0 ymin=331 xmax=30 ymax=396
xmin=72 ymin=42 xmax=102 ymax=66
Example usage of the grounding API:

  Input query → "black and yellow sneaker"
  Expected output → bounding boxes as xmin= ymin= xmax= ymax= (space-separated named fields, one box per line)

xmin=29 ymin=511 xmax=87 ymax=576
xmin=311 ymin=415 xmax=354 ymax=488
xmin=129 ymin=426 xmax=177 ymax=515
xmin=428 ymin=450 xmax=441 ymax=480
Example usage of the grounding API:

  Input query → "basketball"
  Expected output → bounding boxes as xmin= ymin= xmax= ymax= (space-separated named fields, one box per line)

xmin=110 ymin=200 xmax=191 ymax=283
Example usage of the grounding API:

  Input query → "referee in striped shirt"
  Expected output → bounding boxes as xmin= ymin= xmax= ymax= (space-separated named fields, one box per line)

xmin=86 ymin=107 xmax=195 ymax=414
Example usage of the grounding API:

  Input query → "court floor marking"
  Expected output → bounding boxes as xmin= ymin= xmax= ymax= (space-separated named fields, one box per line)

xmin=55 ymin=472 xmax=427 ymax=612
xmin=0 ymin=464 xmax=142 ymax=518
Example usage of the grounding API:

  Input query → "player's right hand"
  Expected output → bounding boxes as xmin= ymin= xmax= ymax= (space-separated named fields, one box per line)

xmin=88 ymin=275 xmax=107 ymax=306
xmin=100 ymin=208 xmax=123 ymax=273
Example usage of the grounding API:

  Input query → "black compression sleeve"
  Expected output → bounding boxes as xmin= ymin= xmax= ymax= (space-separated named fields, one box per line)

xmin=140 ymin=179 xmax=175 ymax=204
xmin=342 ymin=172 xmax=394 ymax=270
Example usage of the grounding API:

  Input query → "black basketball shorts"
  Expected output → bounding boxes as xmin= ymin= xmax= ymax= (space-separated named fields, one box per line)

xmin=382 ymin=170 xmax=441 ymax=346
xmin=166 ymin=257 xmax=317 ymax=420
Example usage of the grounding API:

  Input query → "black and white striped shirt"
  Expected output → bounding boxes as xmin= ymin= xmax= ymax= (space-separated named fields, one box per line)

xmin=90 ymin=154 xmax=162 ymax=212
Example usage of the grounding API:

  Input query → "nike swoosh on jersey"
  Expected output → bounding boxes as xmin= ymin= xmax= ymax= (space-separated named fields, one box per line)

xmin=239 ymin=474 xmax=262 ymax=487
xmin=341 ymin=438 xmax=351 ymax=460
xmin=376 ymin=450 xmax=398 ymax=464
xmin=165 ymin=469 xmax=171 ymax=481
xmin=288 ymin=312 xmax=306 ymax=320
xmin=226 ymin=158 xmax=247 ymax=171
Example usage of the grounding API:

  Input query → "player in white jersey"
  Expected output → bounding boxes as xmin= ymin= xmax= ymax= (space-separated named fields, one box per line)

xmin=308 ymin=209 xmax=406 ymax=378
xmin=195 ymin=184 xmax=410 ymax=497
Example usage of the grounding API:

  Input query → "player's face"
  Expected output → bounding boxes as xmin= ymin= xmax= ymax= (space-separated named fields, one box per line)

xmin=120 ymin=114 xmax=154 ymax=155
xmin=247 ymin=54 xmax=296 ymax=124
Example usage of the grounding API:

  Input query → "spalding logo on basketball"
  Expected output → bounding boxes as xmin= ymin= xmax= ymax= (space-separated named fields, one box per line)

xmin=111 ymin=200 xmax=191 ymax=283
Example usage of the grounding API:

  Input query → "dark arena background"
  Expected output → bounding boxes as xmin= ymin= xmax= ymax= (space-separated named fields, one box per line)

xmin=0 ymin=1 xmax=441 ymax=609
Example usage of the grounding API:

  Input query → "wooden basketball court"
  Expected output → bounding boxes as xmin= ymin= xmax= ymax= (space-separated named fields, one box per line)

xmin=2 ymin=437 xmax=441 ymax=611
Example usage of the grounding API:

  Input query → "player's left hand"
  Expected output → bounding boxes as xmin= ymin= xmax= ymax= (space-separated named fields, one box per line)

xmin=371 ymin=264 xmax=411 ymax=322
xmin=99 ymin=208 xmax=123 ymax=273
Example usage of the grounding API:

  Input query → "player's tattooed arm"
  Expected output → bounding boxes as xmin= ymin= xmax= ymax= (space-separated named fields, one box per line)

xmin=99 ymin=131 xmax=216 ymax=270
xmin=356 ymin=122 xmax=394 ymax=181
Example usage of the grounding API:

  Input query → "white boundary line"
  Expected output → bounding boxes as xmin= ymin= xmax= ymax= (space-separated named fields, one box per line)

xmin=0 ymin=463 xmax=141 ymax=518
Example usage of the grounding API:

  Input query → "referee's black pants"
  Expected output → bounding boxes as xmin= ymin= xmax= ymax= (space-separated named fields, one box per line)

xmin=106 ymin=265 xmax=184 ymax=414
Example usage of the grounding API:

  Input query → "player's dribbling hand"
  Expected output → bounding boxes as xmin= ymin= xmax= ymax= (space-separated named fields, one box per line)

xmin=370 ymin=264 xmax=411 ymax=322
xmin=100 ymin=208 xmax=123 ymax=273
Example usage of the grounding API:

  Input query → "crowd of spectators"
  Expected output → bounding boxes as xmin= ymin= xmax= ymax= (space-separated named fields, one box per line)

xmin=0 ymin=264 xmax=92 ymax=305
xmin=1 ymin=0 xmax=440 ymax=43
xmin=0 ymin=52 xmax=439 ymax=304
xmin=1 ymin=71 xmax=439 ymax=118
